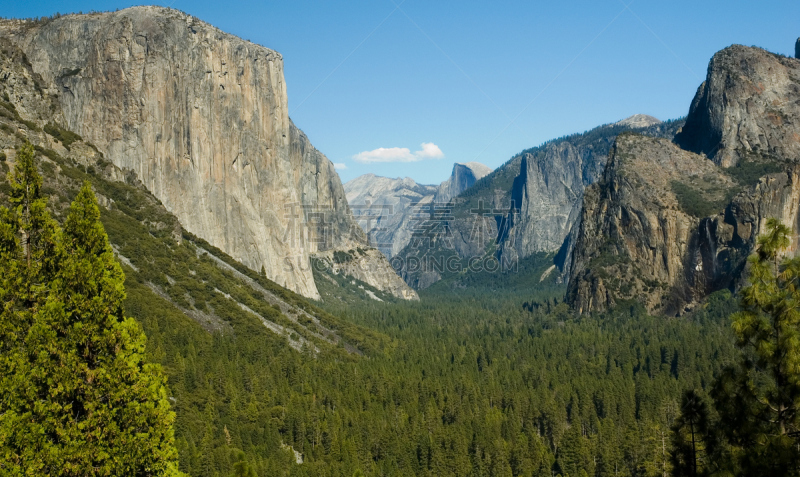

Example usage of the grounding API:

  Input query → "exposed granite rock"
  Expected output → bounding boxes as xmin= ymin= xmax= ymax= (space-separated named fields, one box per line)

xmin=567 ymin=135 xmax=731 ymax=314
xmin=394 ymin=119 xmax=684 ymax=290
xmin=796 ymin=38 xmax=799 ymax=59
xmin=676 ymin=45 xmax=800 ymax=167
xmin=499 ymin=140 xmax=606 ymax=266
xmin=499 ymin=116 xmax=680 ymax=276
xmin=313 ymin=248 xmax=418 ymax=300
xmin=567 ymin=134 xmax=800 ymax=315
xmin=344 ymin=162 xmax=490 ymax=259
xmin=344 ymin=174 xmax=437 ymax=257
xmin=568 ymin=44 xmax=800 ymax=315
xmin=434 ymin=162 xmax=492 ymax=204
xmin=0 ymin=7 xmax=413 ymax=300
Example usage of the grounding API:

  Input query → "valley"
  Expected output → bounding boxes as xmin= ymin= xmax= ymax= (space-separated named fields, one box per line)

xmin=0 ymin=5 xmax=798 ymax=477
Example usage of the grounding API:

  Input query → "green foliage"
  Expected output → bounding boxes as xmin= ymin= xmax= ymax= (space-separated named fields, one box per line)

xmin=0 ymin=100 xmax=38 ymax=131
xmin=672 ymin=154 xmax=783 ymax=218
xmin=672 ymin=220 xmax=800 ymax=476
xmin=670 ymin=180 xmax=733 ymax=218
xmin=44 ymin=122 xmax=82 ymax=149
xmin=710 ymin=219 xmax=800 ymax=475
xmin=424 ymin=251 xmax=564 ymax=299
xmin=62 ymin=68 xmax=81 ymax=78
xmin=0 ymin=151 xmax=182 ymax=475
xmin=724 ymin=158 xmax=782 ymax=187
xmin=670 ymin=390 xmax=714 ymax=477
xmin=232 ymin=451 xmax=257 ymax=477
xmin=307 ymin=288 xmax=736 ymax=476
xmin=0 ymin=124 xmax=742 ymax=476
xmin=332 ymin=250 xmax=353 ymax=264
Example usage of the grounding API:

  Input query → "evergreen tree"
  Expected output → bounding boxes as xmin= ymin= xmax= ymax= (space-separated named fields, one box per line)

xmin=0 ymin=146 xmax=182 ymax=475
xmin=670 ymin=390 xmax=711 ymax=477
xmin=232 ymin=451 xmax=256 ymax=477
xmin=710 ymin=218 xmax=800 ymax=476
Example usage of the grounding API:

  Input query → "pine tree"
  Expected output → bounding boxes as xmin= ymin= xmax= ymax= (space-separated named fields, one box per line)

xmin=670 ymin=390 xmax=711 ymax=477
xmin=0 ymin=146 xmax=182 ymax=475
xmin=711 ymin=218 xmax=800 ymax=476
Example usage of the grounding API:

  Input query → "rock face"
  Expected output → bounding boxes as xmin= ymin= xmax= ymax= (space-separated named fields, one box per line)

xmin=568 ymin=45 xmax=800 ymax=315
xmin=0 ymin=7 xmax=414 ymax=300
xmin=498 ymin=139 xmax=610 ymax=266
xmin=567 ymin=135 xmax=730 ymax=314
xmin=344 ymin=162 xmax=491 ymax=258
xmin=313 ymin=248 xmax=419 ymax=300
xmin=344 ymin=174 xmax=437 ymax=257
xmin=434 ymin=162 xmax=492 ymax=204
xmin=796 ymin=37 xmax=799 ymax=59
xmin=395 ymin=118 xmax=684 ymax=289
xmin=676 ymin=45 xmax=800 ymax=167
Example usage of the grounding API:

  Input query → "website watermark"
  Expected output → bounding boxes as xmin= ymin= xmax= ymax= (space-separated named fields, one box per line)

xmin=279 ymin=198 xmax=520 ymax=275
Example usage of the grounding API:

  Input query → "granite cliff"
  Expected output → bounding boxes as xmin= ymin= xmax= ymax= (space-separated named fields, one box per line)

xmin=676 ymin=45 xmax=800 ymax=167
xmin=568 ymin=44 xmax=800 ymax=315
xmin=395 ymin=118 xmax=683 ymax=290
xmin=498 ymin=137 xmax=609 ymax=267
xmin=0 ymin=37 xmax=372 ymax=350
xmin=0 ymin=7 xmax=415 ymax=300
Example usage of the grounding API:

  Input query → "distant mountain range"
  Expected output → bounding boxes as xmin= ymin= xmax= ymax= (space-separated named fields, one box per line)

xmin=2 ymin=5 xmax=798 ymax=318
xmin=386 ymin=115 xmax=683 ymax=290
xmin=344 ymin=162 xmax=491 ymax=257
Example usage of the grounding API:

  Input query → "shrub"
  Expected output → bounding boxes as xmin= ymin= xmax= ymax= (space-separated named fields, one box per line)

xmin=44 ymin=122 xmax=82 ymax=149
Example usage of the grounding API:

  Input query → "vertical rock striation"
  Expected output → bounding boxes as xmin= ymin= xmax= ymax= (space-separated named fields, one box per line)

xmin=498 ymin=140 xmax=607 ymax=267
xmin=392 ymin=118 xmax=683 ymax=290
xmin=0 ymin=7 xmax=413 ymax=300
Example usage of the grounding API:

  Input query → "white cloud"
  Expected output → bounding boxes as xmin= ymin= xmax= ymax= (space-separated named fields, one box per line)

xmin=416 ymin=142 xmax=444 ymax=159
xmin=353 ymin=142 xmax=444 ymax=164
xmin=333 ymin=162 xmax=347 ymax=170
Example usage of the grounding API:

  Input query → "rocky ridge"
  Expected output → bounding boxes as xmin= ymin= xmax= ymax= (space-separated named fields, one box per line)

xmin=434 ymin=161 xmax=492 ymax=204
xmin=615 ymin=114 xmax=661 ymax=129
xmin=344 ymin=161 xmax=491 ymax=258
xmin=568 ymin=44 xmax=800 ymax=315
xmin=395 ymin=117 xmax=683 ymax=290
xmin=0 ymin=7 xmax=415 ymax=300
xmin=344 ymin=174 xmax=437 ymax=257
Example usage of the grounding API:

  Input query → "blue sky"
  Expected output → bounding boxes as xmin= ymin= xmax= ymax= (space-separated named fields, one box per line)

xmin=6 ymin=1 xmax=800 ymax=184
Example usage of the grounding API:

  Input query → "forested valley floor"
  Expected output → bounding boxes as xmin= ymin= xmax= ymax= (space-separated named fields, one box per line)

xmin=136 ymin=266 xmax=738 ymax=476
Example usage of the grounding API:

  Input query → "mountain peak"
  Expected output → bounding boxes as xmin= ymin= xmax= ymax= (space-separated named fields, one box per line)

xmin=457 ymin=162 xmax=492 ymax=180
xmin=615 ymin=114 xmax=661 ymax=129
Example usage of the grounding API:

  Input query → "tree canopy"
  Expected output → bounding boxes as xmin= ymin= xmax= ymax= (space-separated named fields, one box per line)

xmin=0 ymin=144 xmax=181 ymax=475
